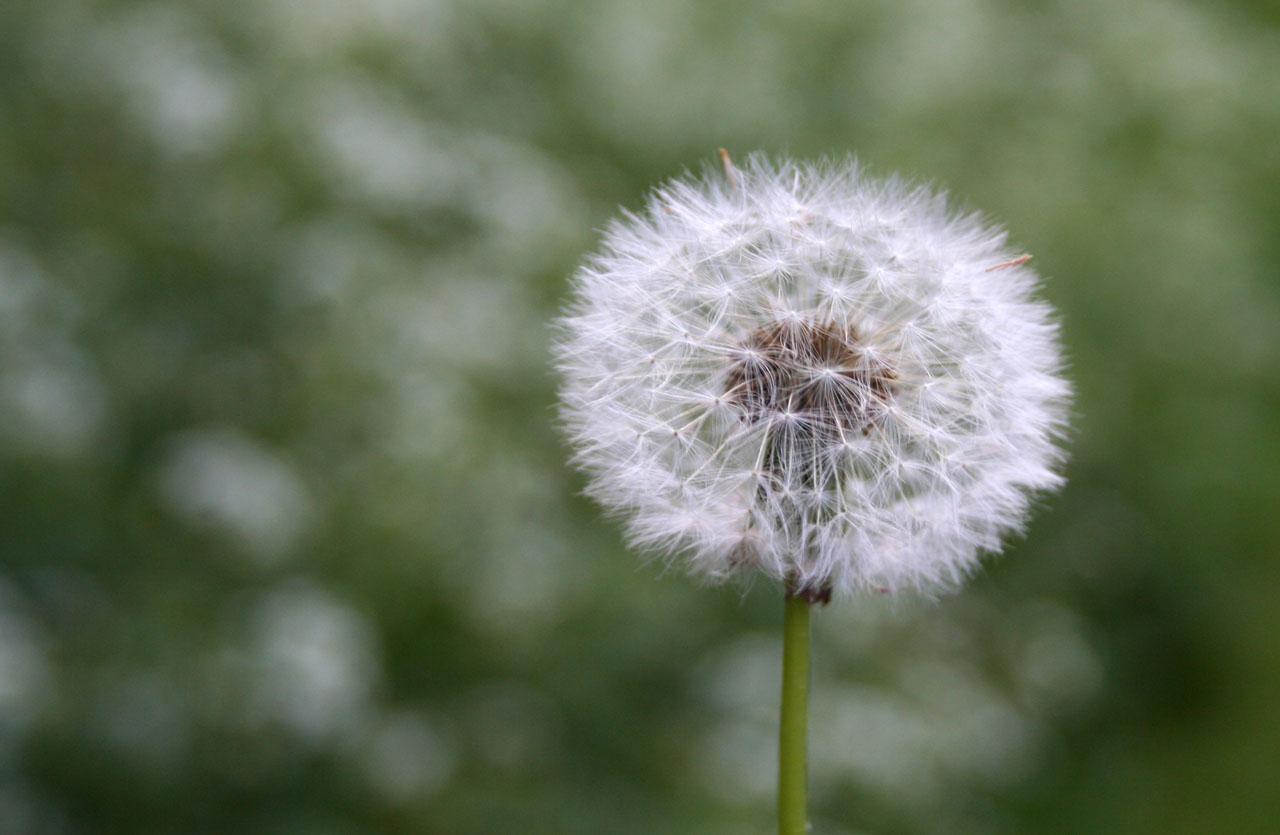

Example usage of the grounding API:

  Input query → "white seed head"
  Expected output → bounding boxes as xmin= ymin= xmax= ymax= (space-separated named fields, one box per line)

xmin=555 ymin=153 xmax=1070 ymax=598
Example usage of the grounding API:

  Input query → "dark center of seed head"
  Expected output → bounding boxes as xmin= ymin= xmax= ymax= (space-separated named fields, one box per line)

xmin=725 ymin=318 xmax=894 ymax=441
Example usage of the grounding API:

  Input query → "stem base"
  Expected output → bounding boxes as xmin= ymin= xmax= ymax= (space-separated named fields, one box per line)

xmin=778 ymin=594 xmax=811 ymax=835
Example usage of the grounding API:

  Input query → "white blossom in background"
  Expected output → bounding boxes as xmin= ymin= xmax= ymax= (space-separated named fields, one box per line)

xmin=556 ymin=153 xmax=1070 ymax=598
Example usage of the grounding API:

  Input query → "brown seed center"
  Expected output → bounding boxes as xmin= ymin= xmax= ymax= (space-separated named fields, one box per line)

xmin=725 ymin=318 xmax=894 ymax=439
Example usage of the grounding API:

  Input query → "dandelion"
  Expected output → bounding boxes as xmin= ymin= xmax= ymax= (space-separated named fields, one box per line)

xmin=557 ymin=151 xmax=1069 ymax=598
xmin=554 ymin=151 xmax=1070 ymax=833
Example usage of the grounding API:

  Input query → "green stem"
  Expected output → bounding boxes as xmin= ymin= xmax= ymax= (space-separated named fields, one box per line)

xmin=778 ymin=593 xmax=811 ymax=835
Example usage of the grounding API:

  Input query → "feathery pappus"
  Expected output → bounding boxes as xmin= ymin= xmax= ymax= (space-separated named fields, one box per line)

xmin=555 ymin=152 xmax=1070 ymax=599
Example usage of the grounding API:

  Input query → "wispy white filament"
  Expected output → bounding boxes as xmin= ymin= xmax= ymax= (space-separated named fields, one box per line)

xmin=556 ymin=153 xmax=1070 ymax=597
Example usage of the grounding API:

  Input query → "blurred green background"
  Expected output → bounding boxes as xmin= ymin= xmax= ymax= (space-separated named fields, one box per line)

xmin=2 ymin=0 xmax=1278 ymax=832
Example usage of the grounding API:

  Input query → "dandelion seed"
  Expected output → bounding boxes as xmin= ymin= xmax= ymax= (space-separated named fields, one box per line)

xmin=555 ymin=153 xmax=1070 ymax=599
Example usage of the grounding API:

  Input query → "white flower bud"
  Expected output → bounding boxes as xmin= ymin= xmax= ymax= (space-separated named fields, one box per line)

xmin=555 ymin=153 xmax=1070 ymax=598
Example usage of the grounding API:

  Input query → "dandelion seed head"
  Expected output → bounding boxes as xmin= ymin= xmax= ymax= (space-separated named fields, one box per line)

xmin=555 ymin=153 xmax=1070 ymax=598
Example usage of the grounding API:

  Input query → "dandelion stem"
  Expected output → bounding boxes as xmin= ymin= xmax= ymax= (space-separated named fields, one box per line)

xmin=778 ymin=591 xmax=811 ymax=835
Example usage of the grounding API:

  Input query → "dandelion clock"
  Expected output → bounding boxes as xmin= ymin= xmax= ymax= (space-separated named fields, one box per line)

xmin=554 ymin=151 xmax=1070 ymax=834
